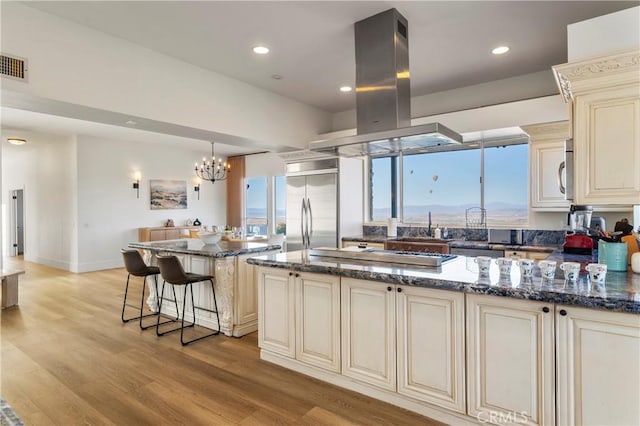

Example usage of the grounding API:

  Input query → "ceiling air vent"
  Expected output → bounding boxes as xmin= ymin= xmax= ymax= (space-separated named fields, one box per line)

xmin=1 ymin=54 xmax=27 ymax=81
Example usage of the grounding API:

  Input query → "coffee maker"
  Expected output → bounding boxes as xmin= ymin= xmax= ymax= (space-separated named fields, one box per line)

xmin=563 ymin=205 xmax=594 ymax=254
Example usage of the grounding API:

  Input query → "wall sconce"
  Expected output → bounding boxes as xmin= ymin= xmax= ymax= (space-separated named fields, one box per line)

xmin=7 ymin=138 xmax=27 ymax=145
xmin=133 ymin=171 xmax=141 ymax=198
xmin=193 ymin=177 xmax=202 ymax=200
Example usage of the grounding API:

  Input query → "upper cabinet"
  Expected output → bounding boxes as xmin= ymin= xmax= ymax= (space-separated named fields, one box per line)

xmin=553 ymin=49 xmax=640 ymax=206
xmin=523 ymin=121 xmax=571 ymax=211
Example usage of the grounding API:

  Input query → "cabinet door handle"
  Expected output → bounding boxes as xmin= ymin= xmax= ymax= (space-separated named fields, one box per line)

xmin=397 ymin=287 xmax=403 ymax=293
xmin=295 ymin=273 xmax=300 ymax=278
xmin=542 ymin=306 xmax=550 ymax=313
xmin=288 ymin=272 xmax=293 ymax=276
xmin=558 ymin=161 xmax=566 ymax=195
xmin=387 ymin=286 xmax=392 ymax=292
xmin=559 ymin=309 xmax=567 ymax=316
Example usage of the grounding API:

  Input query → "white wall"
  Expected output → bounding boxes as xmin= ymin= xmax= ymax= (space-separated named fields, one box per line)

xmin=1 ymin=2 xmax=332 ymax=149
xmin=1 ymin=131 xmax=224 ymax=272
xmin=245 ymin=153 xmax=286 ymax=178
xmin=331 ymin=72 xmax=561 ymax=131
xmin=75 ymin=136 xmax=226 ymax=272
xmin=568 ymin=6 xmax=640 ymax=61
xmin=328 ymin=95 xmax=569 ymax=139
xmin=1 ymin=131 xmax=78 ymax=270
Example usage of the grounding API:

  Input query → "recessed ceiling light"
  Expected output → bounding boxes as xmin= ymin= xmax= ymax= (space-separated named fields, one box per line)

xmin=253 ymin=46 xmax=269 ymax=55
xmin=125 ymin=120 xmax=137 ymax=126
xmin=7 ymin=138 xmax=26 ymax=145
xmin=339 ymin=86 xmax=353 ymax=93
xmin=271 ymin=74 xmax=283 ymax=80
xmin=492 ymin=46 xmax=510 ymax=55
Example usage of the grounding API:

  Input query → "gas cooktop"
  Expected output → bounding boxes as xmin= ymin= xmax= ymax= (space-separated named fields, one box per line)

xmin=309 ymin=247 xmax=457 ymax=267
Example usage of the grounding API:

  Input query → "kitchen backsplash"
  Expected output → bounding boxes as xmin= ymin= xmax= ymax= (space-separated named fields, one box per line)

xmin=362 ymin=225 xmax=565 ymax=246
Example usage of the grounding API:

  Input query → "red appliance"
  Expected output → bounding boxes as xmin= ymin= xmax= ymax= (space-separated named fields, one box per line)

xmin=563 ymin=233 xmax=594 ymax=254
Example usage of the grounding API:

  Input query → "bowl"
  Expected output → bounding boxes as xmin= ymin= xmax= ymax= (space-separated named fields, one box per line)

xmin=197 ymin=231 xmax=222 ymax=245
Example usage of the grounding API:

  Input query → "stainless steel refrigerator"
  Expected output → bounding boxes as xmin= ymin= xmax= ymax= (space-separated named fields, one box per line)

xmin=286 ymin=157 xmax=363 ymax=251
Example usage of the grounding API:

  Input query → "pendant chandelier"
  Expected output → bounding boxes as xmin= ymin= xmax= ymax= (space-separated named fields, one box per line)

xmin=195 ymin=142 xmax=230 ymax=183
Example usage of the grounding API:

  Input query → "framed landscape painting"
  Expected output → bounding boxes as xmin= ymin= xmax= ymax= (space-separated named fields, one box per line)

xmin=150 ymin=179 xmax=187 ymax=210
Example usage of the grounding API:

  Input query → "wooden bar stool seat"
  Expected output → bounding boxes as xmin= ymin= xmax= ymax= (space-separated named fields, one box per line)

xmin=155 ymin=254 xmax=220 ymax=345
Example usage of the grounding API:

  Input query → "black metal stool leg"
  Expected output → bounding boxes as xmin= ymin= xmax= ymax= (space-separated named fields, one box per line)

xmin=157 ymin=283 xmax=191 ymax=337
xmin=180 ymin=279 xmax=221 ymax=346
xmin=144 ymin=275 xmax=178 ymax=330
xmin=121 ymin=273 xmax=132 ymax=322
xmin=123 ymin=273 xmax=161 ymax=325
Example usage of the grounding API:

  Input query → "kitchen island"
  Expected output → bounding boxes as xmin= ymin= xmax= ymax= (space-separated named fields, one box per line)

xmin=248 ymin=249 xmax=640 ymax=425
xmin=130 ymin=239 xmax=281 ymax=337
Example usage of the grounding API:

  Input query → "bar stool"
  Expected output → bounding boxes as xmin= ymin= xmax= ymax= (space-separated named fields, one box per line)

xmin=155 ymin=254 xmax=221 ymax=345
xmin=121 ymin=249 xmax=178 ymax=330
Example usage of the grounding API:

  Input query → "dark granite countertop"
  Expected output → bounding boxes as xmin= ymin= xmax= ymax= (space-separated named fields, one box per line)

xmin=248 ymin=249 xmax=640 ymax=313
xmin=129 ymin=239 xmax=281 ymax=258
xmin=343 ymin=235 xmax=558 ymax=253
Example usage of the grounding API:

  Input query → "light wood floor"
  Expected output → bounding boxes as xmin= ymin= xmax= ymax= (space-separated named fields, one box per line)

xmin=1 ymin=257 xmax=443 ymax=425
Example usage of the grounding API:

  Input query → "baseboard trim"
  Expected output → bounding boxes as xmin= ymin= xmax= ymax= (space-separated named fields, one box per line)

xmin=260 ymin=350 xmax=480 ymax=426
xmin=232 ymin=320 xmax=257 ymax=337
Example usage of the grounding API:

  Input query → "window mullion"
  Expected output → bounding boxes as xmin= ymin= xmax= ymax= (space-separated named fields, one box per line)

xmin=397 ymin=153 xmax=403 ymax=222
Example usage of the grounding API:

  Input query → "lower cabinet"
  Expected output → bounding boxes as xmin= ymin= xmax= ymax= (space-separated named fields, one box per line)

xmin=296 ymin=272 xmax=341 ymax=372
xmin=259 ymin=268 xmax=640 ymax=425
xmin=235 ymin=253 xmax=258 ymax=327
xmin=466 ymin=294 xmax=555 ymax=426
xmin=396 ymin=285 xmax=466 ymax=413
xmin=341 ymin=278 xmax=466 ymax=413
xmin=556 ymin=305 xmax=640 ymax=426
xmin=258 ymin=268 xmax=295 ymax=357
xmin=341 ymin=278 xmax=396 ymax=390
xmin=258 ymin=267 xmax=340 ymax=371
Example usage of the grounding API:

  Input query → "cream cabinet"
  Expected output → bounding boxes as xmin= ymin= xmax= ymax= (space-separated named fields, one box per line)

xmin=234 ymin=253 xmax=258 ymax=328
xmin=342 ymin=240 xmax=385 ymax=250
xmin=396 ymin=285 xmax=466 ymax=413
xmin=523 ymin=121 xmax=571 ymax=210
xmin=553 ymin=49 xmax=640 ymax=206
xmin=295 ymin=272 xmax=341 ymax=372
xmin=258 ymin=267 xmax=295 ymax=357
xmin=341 ymin=277 xmax=396 ymax=390
xmin=466 ymin=294 xmax=555 ymax=426
xmin=556 ymin=305 xmax=640 ymax=426
xmin=341 ymin=277 xmax=466 ymax=412
xmin=258 ymin=267 xmax=340 ymax=371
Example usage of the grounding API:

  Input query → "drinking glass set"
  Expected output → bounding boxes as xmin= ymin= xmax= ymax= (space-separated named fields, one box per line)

xmin=473 ymin=256 xmax=608 ymax=286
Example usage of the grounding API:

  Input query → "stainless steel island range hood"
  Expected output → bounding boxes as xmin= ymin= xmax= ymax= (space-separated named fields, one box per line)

xmin=310 ymin=8 xmax=462 ymax=157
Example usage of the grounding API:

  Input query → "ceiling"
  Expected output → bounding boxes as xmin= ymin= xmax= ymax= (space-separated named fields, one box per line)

xmin=24 ymin=0 xmax=639 ymax=113
xmin=3 ymin=1 xmax=637 ymax=155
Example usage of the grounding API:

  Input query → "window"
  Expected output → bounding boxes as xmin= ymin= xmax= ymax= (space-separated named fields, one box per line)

xmin=245 ymin=177 xmax=268 ymax=236
xmin=403 ymin=149 xmax=480 ymax=225
xmin=244 ymin=175 xmax=286 ymax=236
xmin=369 ymin=141 xmax=529 ymax=227
xmin=483 ymin=144 xmax=529 ymax=226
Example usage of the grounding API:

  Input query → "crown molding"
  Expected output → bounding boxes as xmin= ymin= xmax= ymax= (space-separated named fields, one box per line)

xmin=552 ymin=48 xmax=640 ymax=102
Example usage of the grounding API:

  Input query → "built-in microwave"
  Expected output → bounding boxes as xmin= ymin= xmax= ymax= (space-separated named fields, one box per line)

xmin=564 ymin=138 xmax=574 ymax=201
